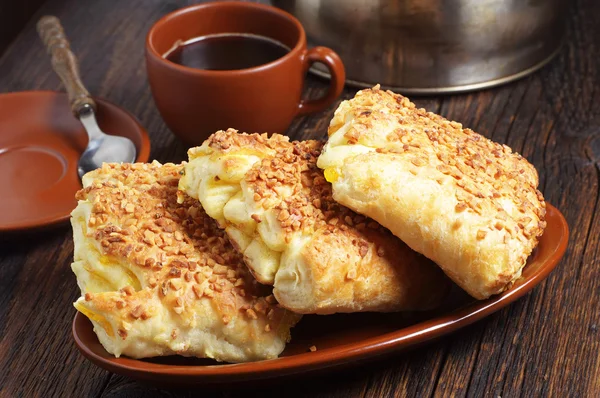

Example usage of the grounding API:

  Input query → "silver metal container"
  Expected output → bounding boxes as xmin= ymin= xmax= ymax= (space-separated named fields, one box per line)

xmin=272 ymin=0 xmax=568 ymax=94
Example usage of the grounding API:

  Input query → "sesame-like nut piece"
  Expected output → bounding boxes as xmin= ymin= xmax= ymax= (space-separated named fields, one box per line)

xmin=213 ymin=264 xmax=228 ymax=274
xmin=174 ymin=231 xmax=183 ymax=241
xmin=169 ymin=279 xmax=182 ymax=291
xmin=246 ymin=308 xmax=258 ymax=320
xmin=121 ymin=286 xmax=134 ymax=296
xmin=130 ymin=305 xmax=143 ymax=319
xmin=117 ymin=329 xmax=128 ymax=339
xmin=169 ymin=268 xmax=182 ymax=277
xmin=160 ymin=281 xmax=169 ymax=297
xmin=377 ymin=246 xmax=385 ymax=257
xmin=254 ymin=300 xmax=268 ymax=314
xmin=115 ymin=300 xmax=126 ymax=309
xmin=148 ymin=277 xmax=158 ymax=288
xmin=85 ymin=293 xmax=93 ymax=301
xmin=346 ymin=269 xmax=357 ymax=280
xmin=192 ymin=284 xmax=204 ymax=299
xmin=251 ymin=214 xmax=262 ymax=223
xmin=455 ymin=202 xmax=468 ymax=212
xmin=476 ymin=230 xmax=487 ymax=240
xmin=358 ymin=244 xmax=369 ymax=258
xmin=264 ymin=324 xmax=271 ymax=332
xmin=309 ymin=345 xmax=317 ymax=352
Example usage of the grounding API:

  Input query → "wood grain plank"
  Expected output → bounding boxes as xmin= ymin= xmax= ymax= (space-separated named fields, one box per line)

xmin=465 ymin=0 xmax=600 ymax=396
xmin=0 ymin=0 xmax=46 ymax=56
xmin=1 ymin=0 xmax=600 ymax=397
xmin=0 ymin=230 xmax=112 ymax=398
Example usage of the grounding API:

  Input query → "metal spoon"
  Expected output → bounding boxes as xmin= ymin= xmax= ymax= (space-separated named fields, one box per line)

xmin=37 ymin=16 xmax=136 ymax=179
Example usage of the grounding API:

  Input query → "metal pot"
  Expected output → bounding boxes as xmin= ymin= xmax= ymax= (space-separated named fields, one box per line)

xmin=271 ymin=0 xmax=568 ymax=94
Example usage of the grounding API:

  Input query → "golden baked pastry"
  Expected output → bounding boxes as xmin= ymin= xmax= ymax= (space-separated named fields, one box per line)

xmin=317 ymin=86 xmax=547 ymax=300
xmin=71 ymin=162 xmax=300 ymax=362
xmin=179 ymin=129 xmax=449 ymax=314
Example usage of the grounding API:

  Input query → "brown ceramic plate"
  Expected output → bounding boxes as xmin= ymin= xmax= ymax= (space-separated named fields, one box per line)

xmin=72 ymin=204 xmax=568 ymax=386
xmin=0 ymin=91 xmax=151 ymax=232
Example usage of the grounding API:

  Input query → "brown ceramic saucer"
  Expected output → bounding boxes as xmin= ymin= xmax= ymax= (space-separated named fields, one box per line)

xmin=0 ymin=91 xmax=151 ymax=233
xmin=72 ymin=204 xmax=568 ymax=387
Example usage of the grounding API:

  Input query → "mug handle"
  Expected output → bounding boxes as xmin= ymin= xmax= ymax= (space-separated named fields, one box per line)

xmin=297 ymin=46 xmax=346 ymax=116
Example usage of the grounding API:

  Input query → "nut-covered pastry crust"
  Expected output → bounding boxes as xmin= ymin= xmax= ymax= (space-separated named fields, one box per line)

xmin=179 ymin=129 xmax=449 ymax=314
xmin=71 ymin=162 xmax=300 ymax=362
xmin=317 ymin=86 xmax=547 ymax=299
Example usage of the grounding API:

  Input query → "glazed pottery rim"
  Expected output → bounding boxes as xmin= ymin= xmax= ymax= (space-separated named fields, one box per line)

xmin=0 ymin=90 xmax=151 ymax=232
xmin=72 ymin=204 xmax=568 ymax=381
xmin=146 ymin=1 xmax=307 ymax=76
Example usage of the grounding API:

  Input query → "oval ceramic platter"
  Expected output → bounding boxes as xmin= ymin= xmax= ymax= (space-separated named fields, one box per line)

xmin=73 ymin=203 xmax=568 ymax=387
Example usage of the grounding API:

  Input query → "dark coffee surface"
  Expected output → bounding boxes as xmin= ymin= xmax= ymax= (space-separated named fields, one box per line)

xmin=165 ymin=33 xmax=290 ymax=70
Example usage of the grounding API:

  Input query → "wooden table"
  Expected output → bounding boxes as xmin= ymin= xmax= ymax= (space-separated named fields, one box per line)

xmin=1 ymin=0 xmax=598 ymax=396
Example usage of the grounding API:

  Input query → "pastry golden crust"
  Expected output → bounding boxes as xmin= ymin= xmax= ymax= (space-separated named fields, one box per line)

xmin=71 ymin=162 xmax=300 ymax=362
xmin=317 ymin=86 xmax=547 ymax=299
xmin=179 ymin=129 xmax=449 ymax=314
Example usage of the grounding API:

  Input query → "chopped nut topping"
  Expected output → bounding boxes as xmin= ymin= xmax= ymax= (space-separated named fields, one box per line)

xmin=324 ymin=86 xmax=547 ymax=281
xmin=75 ymin=162 xmax=293 ymax=337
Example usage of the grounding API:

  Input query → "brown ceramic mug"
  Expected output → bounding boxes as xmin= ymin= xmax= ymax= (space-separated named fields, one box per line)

xmin=145 ymin=1 xmax=346 ymax=146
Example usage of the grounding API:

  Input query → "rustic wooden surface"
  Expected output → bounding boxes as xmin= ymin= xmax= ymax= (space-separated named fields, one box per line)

xmin=0 ymin=0 xmax=46 ymax=54
xmin=0 ymin=0 xmax=598 ymax=397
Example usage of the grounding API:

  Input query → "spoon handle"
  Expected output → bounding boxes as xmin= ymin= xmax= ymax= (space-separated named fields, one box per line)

xmin=37 ymin=16 xmax=96 ymax=116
